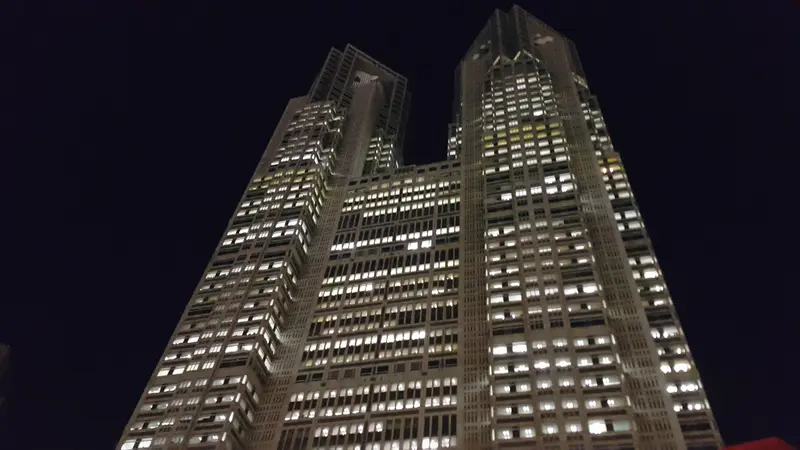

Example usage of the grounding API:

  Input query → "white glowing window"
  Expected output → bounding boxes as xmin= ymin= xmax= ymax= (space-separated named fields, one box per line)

xmin=542 ymin=424 xmax=558 ymax=434
xmin=673 ymin=360 xmax=691 ymax=372
xmin=539 ymin=401 xmax=555 ymax=411
xmin=663 ymin=326 xmax=679 ymax=338
xmin=588 ymin=420 xmax=607 ymax=434
xmin=680 ymin=382 xmax=699 ymax=392
xmin=533 ymin=360 xmax=550 ymax=370
xmin=512 ymin=342 xmax=527 ymax=353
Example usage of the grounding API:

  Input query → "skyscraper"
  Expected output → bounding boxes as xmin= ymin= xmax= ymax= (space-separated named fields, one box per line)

xmin=117 ymin=6 xmax=720 ymax=450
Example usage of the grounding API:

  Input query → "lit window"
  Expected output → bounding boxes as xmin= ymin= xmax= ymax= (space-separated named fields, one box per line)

xmin=588 ymin=420 xmax=607 ymax=434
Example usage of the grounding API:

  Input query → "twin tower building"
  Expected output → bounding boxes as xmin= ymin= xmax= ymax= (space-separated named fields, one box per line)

xmin=118 ymin=6 xmax=722 ymax=450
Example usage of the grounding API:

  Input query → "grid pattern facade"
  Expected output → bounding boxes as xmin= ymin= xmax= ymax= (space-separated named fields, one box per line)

xmin=116 ymin=6 xmax=720 ymax=450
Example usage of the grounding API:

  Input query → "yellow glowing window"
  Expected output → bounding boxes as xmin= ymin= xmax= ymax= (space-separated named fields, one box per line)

xmin=537 ymin=132 xmax=548 ymax=139
xmin=536 ymin=124 xmax=547 ymax=131
xmin=483 ymin=135 xmax=493 ymax=141
xmin=510 ymin=128 xmax=519 ymax=134
xmin=498 ymin=140 xmax=507 ymax=146
xmin=522 ymin=125 xmax=533 ymax=131
xmin=523 ymin=133 xmax=534 ymax=140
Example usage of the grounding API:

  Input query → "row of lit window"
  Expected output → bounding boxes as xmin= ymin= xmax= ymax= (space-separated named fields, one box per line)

xmin=492 ymin=345 xmax=616 ymax=365
xmin=250 ymin=166 xmax=321 ymax=185
xmin=248 ymin=174 xmax=323 ymax=193
xmin=122 ymin=432 xmax=226 ymax=449
xmin=173 ymin=314 xmax=277 ymax=344
xmin=140 ymin=392 xmax=239 ymax=412
xmin=495 ymin=375 xmax=622 ymax=393
xmin=495 ymin=396 xmax=625 ymax=415
xmin=167 ymin=334 xmax=275 ymax=358
xmin=130 ymin=412 xmax=230 ymax=431
xmin=321 ymin=262 xmax=460 ymax=289
xmin=491 ymin=301 xmax=603 ymax=321
xmin=486 ymin=224 xmax=581 ymax=239
xmin=493 ymin=335 xmax=611 ymax=355
xmin=342 ymin=196 xmax=459 ymax=214
xmin=331 ymin=228 xmax=459 ymax=252
xmin=487 ymin=283 xmax=597 ymax=304
xmin=484 ymin=154 xmax=568 ymax=173
xmin=303 ymin=348 xmax=455 ymax=367
xmin=345 ymin=181 xmax=457 ymax=203
xmin=286 ymin=396 xmax=457 ymax=423
xmin=494 ymin=419 xmax=631 ymax=439
xmin=304 ymin=327 xmax=458 ymax=352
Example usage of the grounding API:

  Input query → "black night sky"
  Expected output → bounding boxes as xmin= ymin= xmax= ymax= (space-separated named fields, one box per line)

xmin=4 ymin=1 xmax=800 ymax=449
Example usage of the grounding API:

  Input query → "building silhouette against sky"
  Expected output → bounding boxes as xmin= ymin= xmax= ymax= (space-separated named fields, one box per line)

xmin=118 ymin=6 xmax=720 ymax=450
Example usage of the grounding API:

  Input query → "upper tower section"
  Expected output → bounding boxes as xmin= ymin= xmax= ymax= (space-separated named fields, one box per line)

xmin=309 ymin=44 xmax=411 ymax=173
xmin=451 ymin=6 xmax=587 ymax=123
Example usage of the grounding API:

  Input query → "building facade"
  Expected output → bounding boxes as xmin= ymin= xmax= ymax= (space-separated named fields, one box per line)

xmin=117 ymin=6 xmax=720 ymax=450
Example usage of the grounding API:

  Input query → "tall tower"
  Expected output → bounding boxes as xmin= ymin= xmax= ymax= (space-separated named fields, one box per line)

xmin=116 ymin=7 xmax=720 ymax=450
xmin=452 ymin=6 xmax=721 ymax=450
